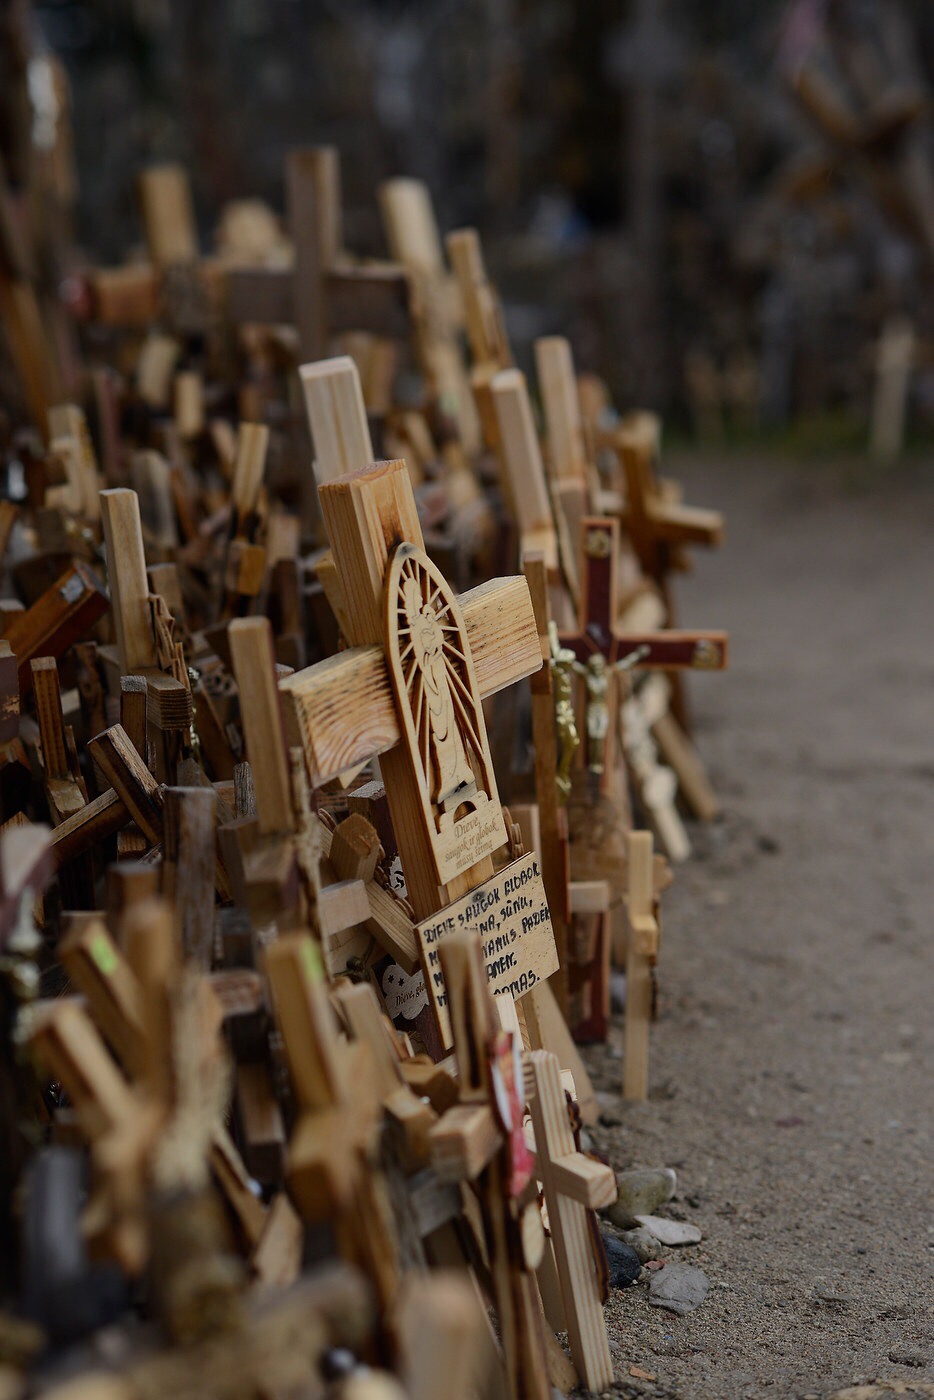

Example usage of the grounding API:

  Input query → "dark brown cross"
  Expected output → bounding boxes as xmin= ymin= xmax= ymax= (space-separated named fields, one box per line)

xmin=558 ymin=516 xmax=727 ymax=674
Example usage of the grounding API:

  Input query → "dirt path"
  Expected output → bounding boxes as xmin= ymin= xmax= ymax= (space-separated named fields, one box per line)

xmin=591 ymin=454 xmax=934 ymax=1399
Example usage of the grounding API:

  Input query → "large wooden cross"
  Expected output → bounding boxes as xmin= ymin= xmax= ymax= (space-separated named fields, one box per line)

xmin=279 ymin=458 xmax=557 ymax=1044
xmin=226 ymin=147 xmax=412 ymax=362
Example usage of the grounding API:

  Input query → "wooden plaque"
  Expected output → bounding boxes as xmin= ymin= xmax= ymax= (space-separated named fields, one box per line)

xmin=384 ymin=542 xmax=507 ymax=884
xmin=416 ymin=853 xmax=558 ymax=1047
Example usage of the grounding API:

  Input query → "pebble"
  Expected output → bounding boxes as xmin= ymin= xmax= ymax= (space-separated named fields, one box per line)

xmin=602 ymin=1233 xmax=642 ymax=1288
xmin=888 ymin=1348 xmax=928 ymax=1367
xmin=635 ymin=1213 xmax=702 ymax=1246
xmin=620 ymin=1226 xmax=663 ymax=1262
xmin=649 ymin=1262 xmax=709 ymax=1316
xmin=605 ymin=1167 xmax=676 ymax=1226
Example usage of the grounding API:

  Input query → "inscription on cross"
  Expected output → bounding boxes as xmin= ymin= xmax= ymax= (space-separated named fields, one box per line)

xmin=279 ymin=458 xmax=556 ymax=1048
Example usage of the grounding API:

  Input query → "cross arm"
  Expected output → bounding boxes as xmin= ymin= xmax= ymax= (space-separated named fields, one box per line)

xmin=618 ymin=630 xmax=728 ymax=670
xmin=225 ymin=263 xmax=411 ymax=339
xmin=549 ymin=1154 xmax=617 ymax=1210
xmin=280 ymin=573 xmax=540 ymax=787
xmin=562 ymin=627 xmax=728 ymax=671
xmin=625 ymin=499 xmax=724 ymax=548
xmin=326 ymin=265 xmax=412 ymax=339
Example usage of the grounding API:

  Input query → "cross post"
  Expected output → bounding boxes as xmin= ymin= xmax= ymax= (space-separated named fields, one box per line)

xmin=527 ymin=1049 xmax=616 ymax=1390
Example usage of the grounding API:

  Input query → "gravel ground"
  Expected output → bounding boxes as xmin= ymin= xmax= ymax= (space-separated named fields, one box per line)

xmin=589 ymin=453 xmax=934 ymax=1400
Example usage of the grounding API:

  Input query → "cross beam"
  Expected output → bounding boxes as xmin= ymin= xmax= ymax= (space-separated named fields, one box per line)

xmin=559 ymin=516 xmax=727 ymax=672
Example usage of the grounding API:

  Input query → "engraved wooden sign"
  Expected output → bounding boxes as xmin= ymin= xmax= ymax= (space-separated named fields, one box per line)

xmin=385 ymin=541 xmax=507 ymax=885
xmin=416 ymin=852 xmax=558 ymax=1047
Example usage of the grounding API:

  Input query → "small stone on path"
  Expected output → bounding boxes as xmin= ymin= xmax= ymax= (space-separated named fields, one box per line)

xmin=605 ymin=1167 xmax=676 ymax=1226
xmin=635 ymin=1213 xmax=703 ymax=1245
xmin=888 ymin=1349 xmax=929 ymax=1368
xmin=602 ymin=1233 xmax=642 ymax=1288
xmin=621 ymin=1226 xmax=663 ymax=1262
xmin=648 ymin=1262 xmax=709 ymax=1315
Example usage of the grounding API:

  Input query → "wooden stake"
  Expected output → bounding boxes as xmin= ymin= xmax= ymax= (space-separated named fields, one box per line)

xmin=229 ymin=617 xmax=293 ymax=838
xmin=100 ymin=488 xmax=158 ymax=673
xmin=623 ymin=829 xmax=658 ymax=1101
xmin=298 ymin=355 xmax=374 ymax=485
xmin=528 ymin=1049 xmax=614 ymax=1390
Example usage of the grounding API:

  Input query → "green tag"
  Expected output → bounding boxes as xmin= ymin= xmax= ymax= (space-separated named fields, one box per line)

xmin=300 ymin=938 xmax=323 ymax=984
xmin=91 ymin=932 xmax=119 ymax=977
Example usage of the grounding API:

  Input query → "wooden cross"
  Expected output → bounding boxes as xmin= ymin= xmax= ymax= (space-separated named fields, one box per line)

xmin=226 ymin=147 xmax=413 ymax=362
xmin=379 ymin=177 xmax=482 ymax=455
xmin=534 ymin=336 xmax=594 ymax=610
xmin=279 ymin=458 xmax=558 ymax=1044
xmin=606 ymin=412 xmax=723 ymax=585
xmin=83 ymin=164 xmax=221 ymax=336
xmin=492 ymin=344 xmax=728 ymax=856
xmin=557 ymin=513 xmax=726 ymax=768
xmin=263 ymin=930 xmax=400 ymax=1318
xmin=446 ymin=227 xmax=512 ymax=378
xmin=99 ymin=486 xmax=195 ymax=783
xmin=492 ymin=354 xmax=726 ymax=833
xmin=534 ymin=343 xmax=724 ymax=818
xmin=431 ymin=931 xmax=552 ymax=1400
xmin=527 ymin=1049 xmax=616 ymax=1390
xmin=30 ymin=655 xmax=94 ymax=909
xmin=45 ymin=894 xmax=271 ymax=1267
xmin=2 ymin=560 xmax=108 ymax=697
xmin=601 ymin=412 xmax=724 ymax=732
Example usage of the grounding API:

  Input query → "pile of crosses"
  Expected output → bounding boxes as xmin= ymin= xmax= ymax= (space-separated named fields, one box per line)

xmin=0 ymin=150 xmax=727 ymax=1398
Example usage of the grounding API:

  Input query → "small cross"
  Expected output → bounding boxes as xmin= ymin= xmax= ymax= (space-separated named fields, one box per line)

xmin=528 ymin=1049 xmax=616 ymax=1391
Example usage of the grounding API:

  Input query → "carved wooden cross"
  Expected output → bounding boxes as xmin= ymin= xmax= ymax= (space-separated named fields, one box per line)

xmin=280 ymin=459 xmax=560 ymax=1048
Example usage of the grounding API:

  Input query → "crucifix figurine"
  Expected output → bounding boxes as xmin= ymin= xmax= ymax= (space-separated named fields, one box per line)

xmin=557 ymin=515 xmax=726 ymax=788
xmin=572 ymin=642 xmax=650 ymax=776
